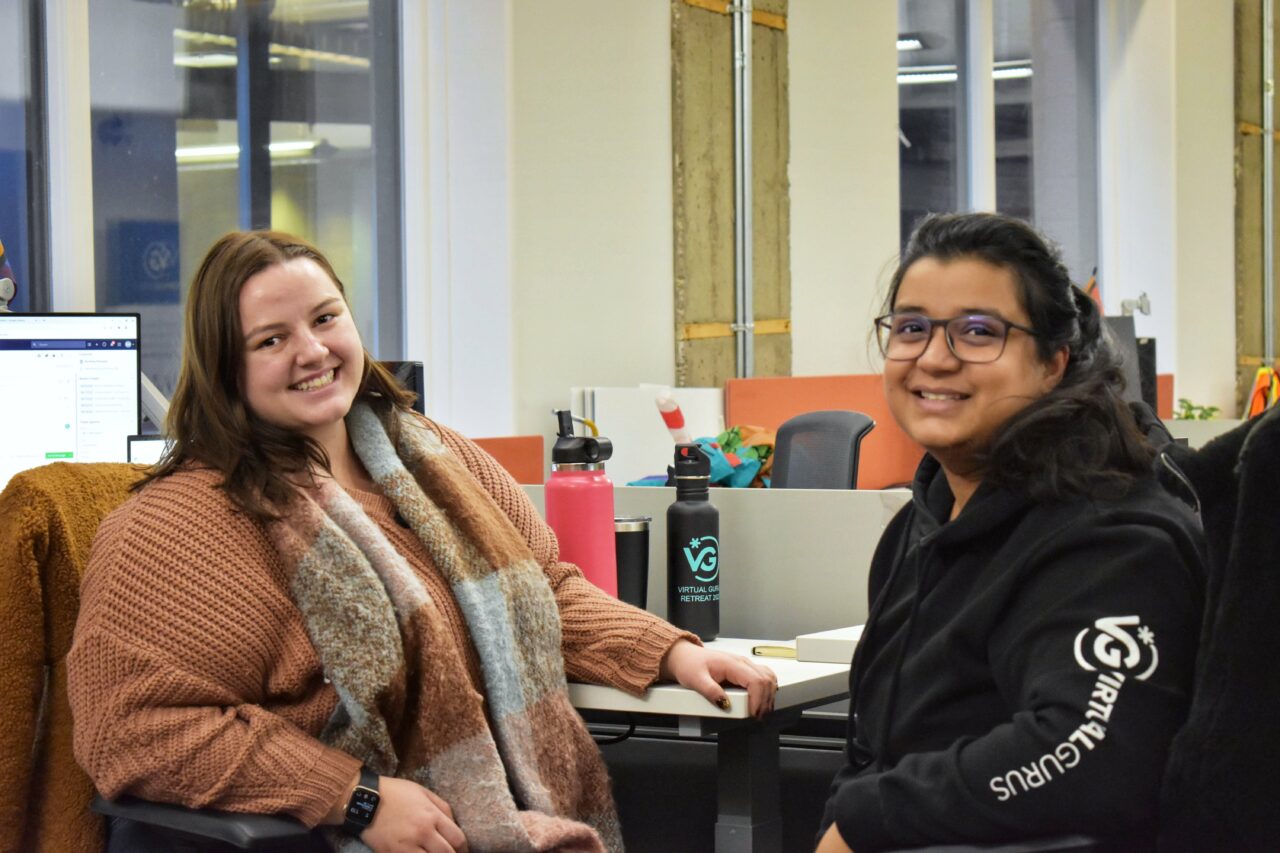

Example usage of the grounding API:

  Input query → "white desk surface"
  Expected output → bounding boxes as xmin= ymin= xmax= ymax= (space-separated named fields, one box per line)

xmin=568 ymin=637 xmax=850 ymax=721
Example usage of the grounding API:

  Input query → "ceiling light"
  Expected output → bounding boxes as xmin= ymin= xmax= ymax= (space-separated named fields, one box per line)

xmin=896 ymin=60 xmax=1032 ymax=86
xmin=897 ymin=70 xmax=958 ymax=85
xmin=897 ymin=37 xmax=924 ymax=51
xmin=174 ymin=52 xmax=237 ymax=69
xmin=175 ymin=139 xmax=321 ymax=164
xmin=172 ymin=27 xmax=369 ymax=69
xmin=174 ymin=53 xmax=283 ymax=69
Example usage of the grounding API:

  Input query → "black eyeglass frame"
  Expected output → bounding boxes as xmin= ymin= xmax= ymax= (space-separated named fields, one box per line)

xmin=873 ymin=312 xmax=1040 ymax=364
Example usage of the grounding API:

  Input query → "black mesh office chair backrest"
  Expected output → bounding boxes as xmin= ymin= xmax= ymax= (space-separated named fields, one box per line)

xmin=771 ymin=410 xmax=876 ymax=489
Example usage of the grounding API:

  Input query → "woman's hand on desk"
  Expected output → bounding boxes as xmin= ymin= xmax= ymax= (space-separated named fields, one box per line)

xmin=659 ymin=639 xmax=778 ymax=719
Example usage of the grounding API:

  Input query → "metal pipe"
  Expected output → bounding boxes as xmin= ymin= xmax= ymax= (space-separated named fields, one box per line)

xmin=964 ymin=0 xmax=996 ymax=211
xmin=732 ymin=1 xmax=754 ymax=378
xmin=1266 ymin=0 xmax=1276 ymax=362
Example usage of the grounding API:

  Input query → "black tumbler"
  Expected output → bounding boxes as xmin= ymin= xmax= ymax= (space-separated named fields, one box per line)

xmin=614 ymin=516 xmax=651 ymax=610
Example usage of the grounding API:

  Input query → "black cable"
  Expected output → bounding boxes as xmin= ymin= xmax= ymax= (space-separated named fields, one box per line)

xmin=591 ymin=718 xmax=637 ymax=745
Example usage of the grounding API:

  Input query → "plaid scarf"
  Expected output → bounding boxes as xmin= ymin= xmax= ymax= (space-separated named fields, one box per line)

xmin=269 ymin=403 xmax=621 ymax=852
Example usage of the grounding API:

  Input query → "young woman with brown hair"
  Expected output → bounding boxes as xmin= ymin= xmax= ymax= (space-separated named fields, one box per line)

xmin=69 ymin=231 xmax=776 ymax=853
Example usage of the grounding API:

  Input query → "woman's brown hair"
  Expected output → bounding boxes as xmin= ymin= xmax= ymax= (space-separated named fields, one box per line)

xmin=136 ymin=230 xmax=416 ymax=518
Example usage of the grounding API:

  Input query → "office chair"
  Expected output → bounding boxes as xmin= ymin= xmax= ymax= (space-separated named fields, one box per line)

xmin=1157 ymin=404 xmax=1280 ymax=848
xmin=0 ymin=462 xmax=318 ymax=852
xmin=771 ymin=410 xmax=875 ymax=489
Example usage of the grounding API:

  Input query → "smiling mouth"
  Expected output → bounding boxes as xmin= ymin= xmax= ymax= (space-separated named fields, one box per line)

xmin=916 ymin=390 xmax=968 ymax=401
xmin=291 ymin=369 xmax=336 ymax=391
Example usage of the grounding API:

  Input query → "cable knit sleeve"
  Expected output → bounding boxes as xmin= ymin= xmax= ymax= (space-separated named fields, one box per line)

xmin=432 ymin=422 xmax=698 ymax=695
xmin=67 ymin=471 xmax=360 ymax=827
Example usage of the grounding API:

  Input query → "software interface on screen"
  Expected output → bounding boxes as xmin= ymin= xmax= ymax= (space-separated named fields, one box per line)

xmin=0 ymin=313 xmax=140 ymax=490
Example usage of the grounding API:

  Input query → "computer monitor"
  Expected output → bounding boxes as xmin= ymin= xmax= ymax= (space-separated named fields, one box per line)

xmin=382 ymin=360 xmax=425 ymax=416
xmin=0 ymin=312 xmax=141 ymax=490
xmin=1103 ymin=316 xmax=1145 ymax=407
xmin=127 ymin=434 xmax=172 ymax=466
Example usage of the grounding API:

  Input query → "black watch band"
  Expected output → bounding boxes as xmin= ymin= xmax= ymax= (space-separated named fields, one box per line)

xmin=341 ymin=766 xmax=380 ymax=837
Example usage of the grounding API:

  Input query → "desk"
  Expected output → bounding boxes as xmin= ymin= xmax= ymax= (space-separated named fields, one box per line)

xmin=570 ymin=638 xmax=850 ymax=853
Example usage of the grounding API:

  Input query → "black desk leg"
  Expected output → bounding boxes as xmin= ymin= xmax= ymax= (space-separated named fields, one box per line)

xmin=714 ymin=721 xmax=783 ymax=853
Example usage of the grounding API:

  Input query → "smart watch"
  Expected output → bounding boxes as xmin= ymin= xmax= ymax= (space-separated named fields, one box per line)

xmin=341 ymin=766 xmax=380 ymax=837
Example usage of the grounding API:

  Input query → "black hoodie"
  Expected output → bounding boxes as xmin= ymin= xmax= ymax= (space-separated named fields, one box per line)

xmin=819 ymin=456 xmax=1205 ymax=851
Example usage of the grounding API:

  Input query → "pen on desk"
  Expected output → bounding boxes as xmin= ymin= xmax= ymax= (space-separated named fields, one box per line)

xmin=751 ymin=645 xmax=797 ymax=659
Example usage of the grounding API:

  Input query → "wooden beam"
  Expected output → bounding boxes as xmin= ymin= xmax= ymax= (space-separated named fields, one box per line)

xmin=682 ymin=0 xmax=787 ymax=31
xmin=680 ymin=318 xmax=791 ymax=341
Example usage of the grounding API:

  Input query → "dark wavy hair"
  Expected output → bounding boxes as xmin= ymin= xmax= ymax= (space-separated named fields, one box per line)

xmin=886 ymin=212 xmax=1154 ymax=501
xmin=136 ymin=231 xmax=417 ymax=519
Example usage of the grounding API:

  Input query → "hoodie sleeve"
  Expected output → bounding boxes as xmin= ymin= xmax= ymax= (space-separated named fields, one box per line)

xmin=824 ymin=515 xmax=1202 ymax=851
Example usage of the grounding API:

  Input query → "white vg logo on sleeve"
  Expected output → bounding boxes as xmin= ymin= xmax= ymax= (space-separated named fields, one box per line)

xmin=989 ymin=615 xmax=1159 ymax=802
xmin=1073 ymin=615 xmax=1159 ymax=681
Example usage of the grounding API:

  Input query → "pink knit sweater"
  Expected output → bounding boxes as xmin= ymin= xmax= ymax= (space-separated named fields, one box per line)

xmin=68 ymin=423 xmax=689 ymax=827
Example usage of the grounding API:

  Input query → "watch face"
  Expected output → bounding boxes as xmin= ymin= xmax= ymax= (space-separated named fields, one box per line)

xmin=346 ymin=787 xmax=379 ymax=825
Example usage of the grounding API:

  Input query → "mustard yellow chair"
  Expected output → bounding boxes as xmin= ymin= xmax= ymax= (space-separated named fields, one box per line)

xmin=0 ymin=462 xmax=140 ymax=852
xmin=0 ymin=463 xmax=318 ymax=852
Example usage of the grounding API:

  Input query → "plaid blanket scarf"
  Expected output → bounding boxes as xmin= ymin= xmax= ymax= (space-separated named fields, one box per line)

xmin=269 ymin=403 xmax=621 ymax=852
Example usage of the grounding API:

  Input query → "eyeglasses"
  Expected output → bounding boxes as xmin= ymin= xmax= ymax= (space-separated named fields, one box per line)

xmin=874 ymin=312 xmax=1038 ymax=364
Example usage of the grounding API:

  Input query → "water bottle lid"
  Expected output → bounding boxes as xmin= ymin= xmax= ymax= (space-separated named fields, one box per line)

xmin=672 ymin=443 xmax=710 ymax=478
xmin=551 ymin=409 xmax=614 ymax=464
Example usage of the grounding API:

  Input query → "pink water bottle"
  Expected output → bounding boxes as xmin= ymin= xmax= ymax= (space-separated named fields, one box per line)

xmin=544 ymin=410 xmax=617 ymax=596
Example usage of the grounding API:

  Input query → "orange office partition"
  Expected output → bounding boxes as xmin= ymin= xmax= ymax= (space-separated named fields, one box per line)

xmin=1156 ymin=374 xmax=1174 ymax=420
xmin=472 ymin=435 xmax=546 ymax=485
xmin=723 ymin=374 xmax=923 ymax=489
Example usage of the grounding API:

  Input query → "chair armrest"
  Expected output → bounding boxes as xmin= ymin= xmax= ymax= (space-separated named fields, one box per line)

xmin=93 ymin=795 xmax=319 ymax=850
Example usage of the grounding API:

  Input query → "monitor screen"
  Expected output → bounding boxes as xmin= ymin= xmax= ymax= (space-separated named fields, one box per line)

xmin=0 ymin=313 xmax=141 ymax=490
xmin=127 ymin=434 xmax=172 ymax=466
xmin=1103 ymin=316 xmax=1145 ymax=406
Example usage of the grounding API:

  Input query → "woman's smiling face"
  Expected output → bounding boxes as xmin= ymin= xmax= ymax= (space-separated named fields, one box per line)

xmin=883 ymin=255 xmax=1067 ymax=477
xmin=238 ymin=257 xmax=364 ymax=449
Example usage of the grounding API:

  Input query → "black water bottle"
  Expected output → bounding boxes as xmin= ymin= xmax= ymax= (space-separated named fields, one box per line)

xmin=667 ymin=444 xmax=719 ymax=640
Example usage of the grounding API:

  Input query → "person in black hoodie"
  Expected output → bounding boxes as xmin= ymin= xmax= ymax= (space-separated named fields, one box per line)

xmin=816 ymin=213 xmax=1205 ymax=852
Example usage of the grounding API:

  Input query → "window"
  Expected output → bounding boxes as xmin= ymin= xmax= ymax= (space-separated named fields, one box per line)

xmin=898 ymin=0 xmax=1098 ymax=282
xmin=897 ymin=0 xmax=964 ymax=241
xmin=0 ymin=1 xmax=47 ymax=312
xmin=88 ymin=0 xmax=402 ymax=397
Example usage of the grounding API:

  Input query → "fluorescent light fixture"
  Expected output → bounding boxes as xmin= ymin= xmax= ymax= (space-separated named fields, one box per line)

xmin=174 ymin=52 xmax=237 ymax=69
xmin=897 ymin=37 xmax=924 ymax=51
xmin=897 ymin=60 xmax=1032 ymax=86
xmin=898 ymin=70 xmax=958 ymax=85
xmin=172 ymin=27 xmax=370 ymax=69
xmin=993 ymin=66 xmax=1033 ymax=80
xmin=175 ymin=139 xmax=321 ymax=164
xmin=174 ymin=53 xmax=282 ymax=69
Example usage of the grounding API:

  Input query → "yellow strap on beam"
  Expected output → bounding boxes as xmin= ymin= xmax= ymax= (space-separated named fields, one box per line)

xmin=682 ymin=0 xmax=787 ymax=31
xmin=680 ymin=318 xmax=791 ymax=341
xmin=1239 ymin=355 xmax=1280 ymax=368
xmin=1238 ymin=120 xmax=1280 ymax=141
